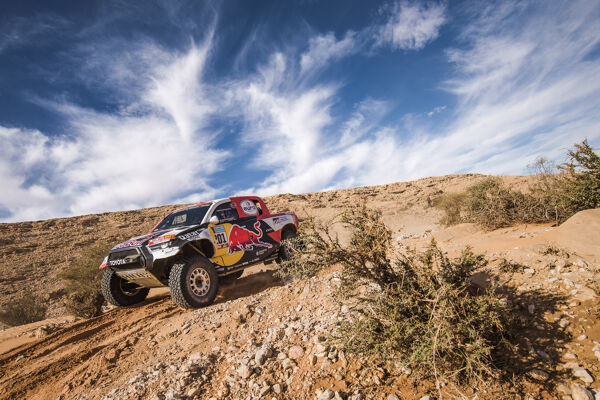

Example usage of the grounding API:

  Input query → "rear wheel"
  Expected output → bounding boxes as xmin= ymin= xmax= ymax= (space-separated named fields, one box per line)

xmin=277 ymin=228 xmax=297 ymax=264
xmin=169 ymin=256 xmax=219 ymax=308
xmin=101 ymin=269 xmax=150 ymax=306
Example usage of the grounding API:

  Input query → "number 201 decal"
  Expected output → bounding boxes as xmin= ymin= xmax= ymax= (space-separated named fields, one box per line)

xmin=213 ymin=225 xmax=228 ymax=249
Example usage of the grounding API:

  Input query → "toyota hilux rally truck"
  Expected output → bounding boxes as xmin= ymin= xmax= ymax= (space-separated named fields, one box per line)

xmin=99 ymin=196 xmax=298 ymax=308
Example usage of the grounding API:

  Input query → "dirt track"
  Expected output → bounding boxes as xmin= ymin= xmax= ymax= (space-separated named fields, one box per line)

xmin=0 ymin=265 xmax=283 ymax=400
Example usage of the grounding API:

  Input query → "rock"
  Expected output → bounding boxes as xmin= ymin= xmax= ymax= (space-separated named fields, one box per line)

xmin=105 ymin=348 xmax=119 ymax=362
xmin=272 ymin=383 xmax=283 ymax=394
xmin=165 ymin=389 xmax=181 ymax=400
xmin=255 ymin=345 xmax=273 ymax=366
xmin=282 ymin=358 xmax=296 ymax=369
xmin=573 ymin=367 xmax=594 ymax=383
xmin=259 ymin=385 xmax=271 ymax=397
xmin=237 ymin=364 xmax=252 ymax=379
xmin=578 ymin=335 xmax=588 ymax=341
xmin=289 ymin=345 xmax=305 ymax=360
xmin=314 ymin=343 xmax=328 ymax=354
xmin=35 ymin=327 xmax=49 ymax=338
xmin=565 ymin=352 xmax=578 ymax=359
xmin=387 ymin=395 xmax=400 ymax=400
xmin=537 ymin=350 xmax=551 ymax=361
xmin=317 ymin=389 xmax=335 ymax=400
xmin=557 ymin=383 xmax=572 ymax=395
xmin=559 ymin=318 xmax=571 ymax=328
xmin=529 ymin=369 xmax=550 ymax=381
xmin=571 ymin=383 xmax=594 ymax=400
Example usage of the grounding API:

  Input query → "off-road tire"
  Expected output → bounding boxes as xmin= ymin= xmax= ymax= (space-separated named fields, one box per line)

xmin=169 ymin=256 xmax=219 ymax=308
xmin=219 ymin=269 xmax=244 ymax=284
xmin=276 ymin=229 xmax=297 ymax=264
xmin=101 ymin=268 xmax=150 ymax=307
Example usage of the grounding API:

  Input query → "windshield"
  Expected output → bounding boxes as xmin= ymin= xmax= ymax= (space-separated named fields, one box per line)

xmin=153 ymin=204 xmax=211 ymax=232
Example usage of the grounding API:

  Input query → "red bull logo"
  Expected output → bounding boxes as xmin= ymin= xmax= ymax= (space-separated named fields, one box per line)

xmin=228 ymin=221 xmax=272 ymax=254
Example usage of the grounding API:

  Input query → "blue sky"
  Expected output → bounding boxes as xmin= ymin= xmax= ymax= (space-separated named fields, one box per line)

xmin=1 ymin=0 xmax=599 ymax=222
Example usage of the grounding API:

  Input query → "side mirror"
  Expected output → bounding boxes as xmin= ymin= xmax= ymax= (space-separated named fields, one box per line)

xmin=209 ymin=215 xmax=219 ymax=225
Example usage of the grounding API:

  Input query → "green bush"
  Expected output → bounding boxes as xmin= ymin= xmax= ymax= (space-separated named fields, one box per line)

xmin=434 ymin=177 xmax=549 ymax=230
xmin=280 ymin=206 xmax=514 ymax=383
xmin=0 ymin=295 xmax=47 ymax=326
xmin=435 ymin=140 xmax=600 ymax=228
xmin=559 ymin=139 xmax=600 ymax=213
xmin=59 ymin=242 xmax=112 ymax=318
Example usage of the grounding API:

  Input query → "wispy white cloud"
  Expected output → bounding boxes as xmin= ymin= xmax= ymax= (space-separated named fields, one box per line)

xmin=237 ymin=0 xmax=600 ymax=197
xmin=0 ymin=36 xmax=227 ymax=221
xmin=300 ymin=32 xmax=359 ymax=76
xmin=376 ymin=1 xmax=446 ymax=50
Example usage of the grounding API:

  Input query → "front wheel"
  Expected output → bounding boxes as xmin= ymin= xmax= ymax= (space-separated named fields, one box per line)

xmin=101 ymin=269 xmax=149 ymax=307
xmin=169 ymin=256 xmax=219 ymax=308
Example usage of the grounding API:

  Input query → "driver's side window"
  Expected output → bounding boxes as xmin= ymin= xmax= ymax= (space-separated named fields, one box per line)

xmin=213 ymin=202 xmax=239 ymax=223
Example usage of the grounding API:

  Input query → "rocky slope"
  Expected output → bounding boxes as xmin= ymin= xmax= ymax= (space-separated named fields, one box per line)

xmin=0 ymin=173 xmax=599 ymax=400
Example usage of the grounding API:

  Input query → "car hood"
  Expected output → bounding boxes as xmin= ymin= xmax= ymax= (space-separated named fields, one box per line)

xmin=110 ymin=225 xmax=199 ymax=250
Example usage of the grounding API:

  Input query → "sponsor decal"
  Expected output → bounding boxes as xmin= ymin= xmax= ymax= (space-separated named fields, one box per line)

xmin=240 ymin=199 xmax=258 ymax=215
xmin=112 ymin=239 xmax=144 ymax=249
xmin=228 ymin=221 xmax=272 ymax=254
xmin=213 ymin=225 xmax=228 ymax=249
xmin=178 ymin=229 xmax=203 ymax=241
xmin=109 ymin=259 xmax=130 ymax=266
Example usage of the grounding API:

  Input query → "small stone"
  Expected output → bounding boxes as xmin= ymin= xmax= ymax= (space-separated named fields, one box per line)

xmin=281 ymin=358 xmax=296 ymax=369
xmin=557 ymin=384 xmax=571 ymax=395
xmin=259 ymin=385 xmax=271 ymax=397
xmin=524 ymin=268 xmax=535 ymax=275
xmin=565 ymin=352 xmax=578 ymax=359
xmin=288 ymin=345 xmax=305 ymax=360
xmin=571 ymin=383 xmax=594 ymax=400
xmin=559 ymin=318 xmax=571 ymax=328
xmin=35 ymin=327 xmax=49 ymax=338
xmin=341 ymin=305 xmax=350 ymax=314
xmin=186 ymin=387 xmax=200 ymax=397
xmin=420 ymin=397 xmax=434 ymax=400
xmin=387 ymin=395 xmax=400 ymax=400
xmin=310 ymin=354 xmax=318 ymax=365
xmin=237 ymin=364 xmax=252 ymax=379
xmin=537 ymin=349 xmax=551 ymax=361
xmin=272 ymin=383 xmax=282 ymax=394
xmin=528 ymin=304 xmax=535 ymax=314
xmin=578 ymin=335 xmax=588 ymax=341
xmin=573 ymin=367 xmax=594 ymax=383
xmin=255 ymin=345 xmax=273 ymax=366
xmin=317 ymin=389 xmax=335 ymax=400
xmin=529 ymin=369 xmax=549 ymax=381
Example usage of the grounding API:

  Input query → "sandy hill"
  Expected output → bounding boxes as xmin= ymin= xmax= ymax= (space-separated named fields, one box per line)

xmin=0 ymin=174 xmax=598 ymax=400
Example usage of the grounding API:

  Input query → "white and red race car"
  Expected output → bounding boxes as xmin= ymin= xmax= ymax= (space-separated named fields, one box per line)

xmin=100 ymin=196 xmax=298 ymax=308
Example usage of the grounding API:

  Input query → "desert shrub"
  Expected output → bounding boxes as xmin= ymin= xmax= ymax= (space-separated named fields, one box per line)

xmin=559 ymin=139 xmax=600 ymax=213
xmin=435 ymin=140 xmax=600 ymax=228
xmin=281 ymin=206 xmax=514 ymax=383
xmin=0 ymin=295 xmax=47 ymax=326
xmin=59 ymin=242 xmax=111 ymax=318
xmin=434 ymin=177 xmax=549 ymax=230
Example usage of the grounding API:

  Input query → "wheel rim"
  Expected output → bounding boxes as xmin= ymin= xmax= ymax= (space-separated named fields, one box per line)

xmin=189 ymin=267 xmax=211 ymax=297
xmin=119 ymin=279 xmax=141 ymax=296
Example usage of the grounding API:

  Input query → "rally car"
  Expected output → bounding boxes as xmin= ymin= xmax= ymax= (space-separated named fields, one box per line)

xmin=99 ymin=196 xmax=298 ymax=308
